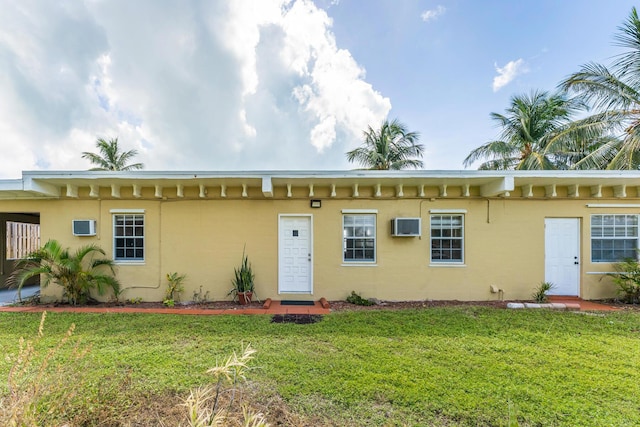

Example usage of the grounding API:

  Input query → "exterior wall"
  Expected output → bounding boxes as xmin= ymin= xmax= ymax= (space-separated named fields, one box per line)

xmin=0 ymin=191 xmax=633 ymax=302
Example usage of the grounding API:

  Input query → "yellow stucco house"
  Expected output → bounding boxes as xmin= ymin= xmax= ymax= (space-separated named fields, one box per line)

xmin=1 ymin=169 xmax=638 ymax=303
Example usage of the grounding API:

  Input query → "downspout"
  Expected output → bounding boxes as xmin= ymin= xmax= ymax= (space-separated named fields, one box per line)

xmin=486 ymin=199 xmax=491 ymax=224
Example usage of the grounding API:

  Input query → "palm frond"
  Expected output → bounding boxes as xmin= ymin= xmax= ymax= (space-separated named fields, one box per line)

xmin=82 ymin=137 xmax=144 ymax=171
xmin=346 ymin=119 xmax=423 ymax=170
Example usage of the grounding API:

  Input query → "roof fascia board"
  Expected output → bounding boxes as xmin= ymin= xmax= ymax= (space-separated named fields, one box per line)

xmin=0 ymin=179 xmax=24 ymax=191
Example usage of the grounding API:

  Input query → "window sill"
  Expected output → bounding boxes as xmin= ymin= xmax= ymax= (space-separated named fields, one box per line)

xmin=114 ymin=261 xmax=145 ymax=266
xmin=429 ymin=263 xmax=466 ymax=268
xmin=341 ymin=263 xmax=377 ymax=267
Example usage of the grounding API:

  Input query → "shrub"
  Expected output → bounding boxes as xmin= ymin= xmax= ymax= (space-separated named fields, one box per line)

xmin=346 ymin=291 xmax=374 ymax=306
xmin=611 ymin=257 xmax=640 ymax=303
xmin=164 ymin=272 xmax=186 ymax=306
xmin=9 ymin=239 xmax=120 ymax=305
xmin=532 ymin=282 xmax=554 ymax=303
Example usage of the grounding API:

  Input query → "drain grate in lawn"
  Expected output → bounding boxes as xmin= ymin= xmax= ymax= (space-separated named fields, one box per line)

xmin=271 ymin=314 xmax=323 ymax=324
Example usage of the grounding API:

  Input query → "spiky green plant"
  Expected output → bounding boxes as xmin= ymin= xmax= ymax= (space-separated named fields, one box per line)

xmin=532 ymin=281 xmax=554 ymax=303
xmin=231 ymin=249 xmax=255 ymax=294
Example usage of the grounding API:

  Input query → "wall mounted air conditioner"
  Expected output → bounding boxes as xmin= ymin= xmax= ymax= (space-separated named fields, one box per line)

xmin=391 ymin=218 xmax=421 ymax=237
xmin=72 ymin=220 xmax=97 ymax=236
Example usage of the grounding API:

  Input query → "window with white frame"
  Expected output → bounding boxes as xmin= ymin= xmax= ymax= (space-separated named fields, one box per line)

xmin=343 ymin=214 xmax=376 ymax=262
xmin=430 ymin=214 xmax=464 ymax=263
xmin=113 ymin=214 xmax=144 ymax=261
xmin=591 ymin=214 xmax=639 ymax=262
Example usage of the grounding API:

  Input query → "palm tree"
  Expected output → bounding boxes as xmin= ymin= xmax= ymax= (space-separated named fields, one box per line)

xmin=560 ymin=7 xmax=640 ymax=170
xmin=9 ymin=240 xmax=121 ymax=305
xmin=82 ymin=137 xmax=144 ymax=171
xmin=346 ymin=119 xmax=423 ymax=170
xmin=464 ymin=91 xmax=584 ymax=170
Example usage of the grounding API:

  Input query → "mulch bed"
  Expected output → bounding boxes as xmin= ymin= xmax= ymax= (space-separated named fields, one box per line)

xmin=11 ymin=295 xmax=640 ymax=312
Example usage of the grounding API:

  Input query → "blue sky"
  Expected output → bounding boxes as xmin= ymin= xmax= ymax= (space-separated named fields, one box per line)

xmin=0 ymin=0 xmax=637 ymax=178
xmin=326 ymin=0 xmax=638 ymax=169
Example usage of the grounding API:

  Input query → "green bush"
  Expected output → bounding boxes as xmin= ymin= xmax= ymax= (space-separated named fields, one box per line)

xmin=165 ymin=272 xmax=186 ymax=302
xmin=612 ymin=257 xmax=640 ymax=303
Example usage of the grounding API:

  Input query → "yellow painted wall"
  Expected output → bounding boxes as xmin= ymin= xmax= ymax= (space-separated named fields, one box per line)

xmin=0 ymin=194 xmax=633 ymax=302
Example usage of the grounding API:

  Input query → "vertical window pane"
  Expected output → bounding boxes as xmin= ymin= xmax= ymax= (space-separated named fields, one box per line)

xmin=591 ymin=215 xmax=639 ymax=262
xmin=430 ymin=214 xmax=464 ymax=263
xmin=114 ymin=214 xmax=144 ymax=261
xmin=343 ymin=214 xmax=376 ymax=262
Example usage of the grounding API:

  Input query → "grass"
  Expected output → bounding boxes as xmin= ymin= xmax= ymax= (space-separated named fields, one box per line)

xmin=1 ymin=307 xmax=640 ymax=426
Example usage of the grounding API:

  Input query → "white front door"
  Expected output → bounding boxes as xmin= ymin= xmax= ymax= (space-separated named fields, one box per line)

xmin=278 ymin=215 xmax=312 ymax=294
xmin=545 ymin=218 xmax=580 ymax=296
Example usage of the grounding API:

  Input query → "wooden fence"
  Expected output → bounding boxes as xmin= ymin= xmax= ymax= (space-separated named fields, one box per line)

xmin=6 ymin=221 xmax=41 ymax=259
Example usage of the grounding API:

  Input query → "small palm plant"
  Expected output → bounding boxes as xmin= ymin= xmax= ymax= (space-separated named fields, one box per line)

xmin=9 ymin=239 xmax=121 ymax=305
xmin=164 ymin=272 xmax=186 ymax=307
xmin=532 ymin=281 xmax=554 ymax=303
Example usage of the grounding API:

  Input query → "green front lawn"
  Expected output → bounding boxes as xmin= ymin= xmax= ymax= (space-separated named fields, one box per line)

xmin=1 ymin=307 xmax=639 ymax=426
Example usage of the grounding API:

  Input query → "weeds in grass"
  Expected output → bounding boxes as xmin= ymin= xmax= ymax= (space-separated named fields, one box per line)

xmin=346 ymin=291 xmax=374 ymax=306
xmin=183 ymin=344 xmax=269 ymax=426
xmin=0 ymin=311 xmax=91 ymax=426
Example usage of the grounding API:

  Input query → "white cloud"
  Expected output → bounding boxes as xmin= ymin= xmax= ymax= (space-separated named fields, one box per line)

xmin=0 ymin=0 xmax=390 ymax=178
xmin=421 ymin=5 xmax=446 ymax=22
xmin=492 ymin=58 xmax=528 ymax=92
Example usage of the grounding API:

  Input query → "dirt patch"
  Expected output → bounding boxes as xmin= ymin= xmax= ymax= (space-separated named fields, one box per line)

xmin=271 ymin=314 xmax=323 ymax=324
xmin=328 ymin=299 xmax=510 ymax=312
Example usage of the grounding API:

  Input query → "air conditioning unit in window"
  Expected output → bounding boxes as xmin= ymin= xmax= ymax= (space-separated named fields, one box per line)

xmin=72 ymin=220 xmax=97 ymax=236
xmin=391 ymin=218 xmax=421 ymax=237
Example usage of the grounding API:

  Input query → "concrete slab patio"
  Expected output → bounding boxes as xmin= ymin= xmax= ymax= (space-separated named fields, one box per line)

xmin=547 ymin=296 xmax=620 ymax=311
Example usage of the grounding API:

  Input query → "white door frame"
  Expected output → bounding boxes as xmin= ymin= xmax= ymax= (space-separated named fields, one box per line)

xmin=545 ymin=217 xmax=580 ymax=296
xmin=278 ymin=214 xmax=313 ymax=294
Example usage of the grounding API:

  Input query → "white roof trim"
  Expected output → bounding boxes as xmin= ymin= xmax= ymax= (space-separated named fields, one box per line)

xmin=586 ymin=204 xmax=640 ymax=208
